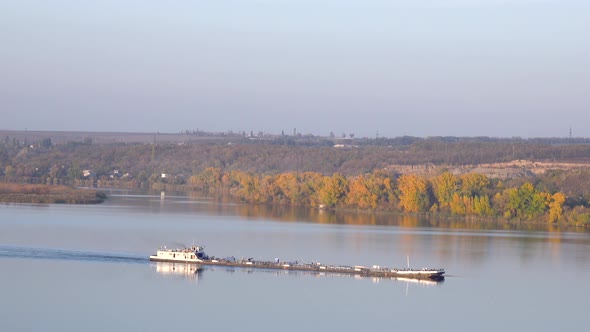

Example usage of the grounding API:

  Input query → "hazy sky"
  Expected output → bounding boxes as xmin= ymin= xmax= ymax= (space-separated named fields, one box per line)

xmin=1 ymin=0 xmax=589 ymax=138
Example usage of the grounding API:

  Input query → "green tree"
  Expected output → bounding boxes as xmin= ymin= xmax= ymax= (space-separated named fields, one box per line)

xmin=432 ymin=172 xmax=459 ymax=208
xmin=505 ymin=183 xmax=547 ymax=220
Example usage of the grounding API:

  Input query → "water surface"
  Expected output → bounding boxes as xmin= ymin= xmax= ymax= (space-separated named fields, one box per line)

xmin=1 ymin=192 xmax=589 ymax=331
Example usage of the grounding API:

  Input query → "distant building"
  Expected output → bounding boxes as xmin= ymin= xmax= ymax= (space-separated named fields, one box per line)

xmin=333 ymin=144 xmax=357 ymax=148
xmin=82 ymin=170 xmax=95 ymax=178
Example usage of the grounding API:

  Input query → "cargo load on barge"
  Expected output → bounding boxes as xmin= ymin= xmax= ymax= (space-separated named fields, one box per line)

xmin=149 ymin=245 xmax=445 ymax=281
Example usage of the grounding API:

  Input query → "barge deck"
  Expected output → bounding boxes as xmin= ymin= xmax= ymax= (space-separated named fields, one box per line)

xmin=149 ymin=245 xmax=445 ymax=281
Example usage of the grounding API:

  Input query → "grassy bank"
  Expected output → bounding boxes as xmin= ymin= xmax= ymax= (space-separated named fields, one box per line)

xmin=0 ymin=183 xmax=106 ymax=204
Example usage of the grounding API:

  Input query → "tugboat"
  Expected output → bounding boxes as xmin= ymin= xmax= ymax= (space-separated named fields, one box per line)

xmin=149 ymin=246 xmax=209 ymax=263
xmin=149 ymin=245 xmax=445 ymax=281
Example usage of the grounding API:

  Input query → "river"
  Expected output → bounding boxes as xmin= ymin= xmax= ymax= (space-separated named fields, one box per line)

xmin=1 ymin=191 xmax=589 ymax=331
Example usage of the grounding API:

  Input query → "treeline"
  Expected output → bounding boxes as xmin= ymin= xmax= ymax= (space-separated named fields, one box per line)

xmin=186 ymin=168 xmax=589 ymax=226
xmin=1 ymin=135 xmax=590 ymax=225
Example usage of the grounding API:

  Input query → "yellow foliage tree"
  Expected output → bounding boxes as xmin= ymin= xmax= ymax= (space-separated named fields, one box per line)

xmin=258 ymin=175 xmax=279 ymax=204
xmin=235 ymin=171 xmax=260 ymax=202
xmin=299 ymin=172 xmax=324 ymax=206
xmin=195 ymin=167 xmax=222 ymax=190
xmin=346 ymin=175 xmax=378 ymax=209
xmin=463 ymin=195 xmax=474 ymax=215
xmin=275 ymin=172 xmax=302 ymax=204
xmin=450 ymin=193 xmax=466 ymax=215
xmin=473 ymin=195 xmax=493 ymax=216
xmin=318 ymin=173 xmax=349 ymax=207
xmin=221 ymin=170 xmax=242 ymax=188
xmin=432 ymin=172 xmax=458 ymax=208
xmin=397 ymin=174 xmax=430 ymax=212
xmin=548 ymin=192 xmax=566 ymax=223
xmin=460 ymin=173 xmax=490 ymax=197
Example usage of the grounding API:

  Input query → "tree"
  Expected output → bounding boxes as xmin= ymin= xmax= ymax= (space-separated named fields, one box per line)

xmin=258 ymin=175 xmax=279 ymax=204
xmin=460 ymin=173 xmax=490 ymax=197
xmin=235 ymin=171 xmax=260 ymax=202
xmin=365 ymin=170 xmax=396 ymax=208
xmin=275 ymin=172 xmax=303 ymax=204
xmin=473 ymin=195 xmax=493 ymax=216
xmin=450 ymin=193 xmax=466 ymax=215
xmin=504 ymin=183 xmax=547 ymax=220
xmin=548 ymin=192 xmax=566 ymax=223
xmin=431 ymin=172 xmax=458 ymax=208
xmin=67 ymin=164 xmax=83 ymax=182
xmin=4 ymin=165 xmax=14 ymax=178
xmin=318 ymin=173 xmax=348 ymax=207
xmin=300 ymin=172 xmax=324 ymax=206
xmin=397 ymin=174 xmax=431 ymax=212
xmin=197 ymin=167 xmax=223 ymax=190
xmin=346 ymin=175 xmax=378 ymax=209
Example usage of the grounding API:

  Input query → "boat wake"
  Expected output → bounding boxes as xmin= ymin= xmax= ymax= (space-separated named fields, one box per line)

xmin=0 ymin=245 xmax=148 ymax=264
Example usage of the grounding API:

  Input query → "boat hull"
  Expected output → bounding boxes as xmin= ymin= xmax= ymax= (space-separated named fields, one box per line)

xmin=149 ymin=255 xmax=444 ymax=281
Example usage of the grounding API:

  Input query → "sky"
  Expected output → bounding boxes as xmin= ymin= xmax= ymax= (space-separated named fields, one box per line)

xmin=1 ymin=0 xmax=589 ymax=138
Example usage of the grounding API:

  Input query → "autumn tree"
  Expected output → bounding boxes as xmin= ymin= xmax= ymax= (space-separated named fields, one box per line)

xmin=547 ymin=192 xmax=566 ymax=223
xmin=235 ymin=171 xmax=260 ymax=202
xmin=300 ymin=172 xmax=324 ymax=206
xmin=273 ymin=172 xmax=322 ymax=206
xmin=190 ymin=167 xmax=223 ymax=191
xmin=346 ymin=175 xmax=379 ymax=209
xmin=257 ymin=175 xmax=279 ymax=204
xmin=431 ymin=172 xmax=459 ymax=209
xmin=318 ymin=173 xmax=349 ymax=207
xmin=367 ymin=170 xmax=397 ymax=208
xmin=473 ymin=195 xmax=493 ymax=216
xmin=397 ymin=174 xmax=431 ymax=212
xmin=460 ymin=173 xmax=490 ymax=197
xmin=450 ymin=193 xmax=466 ymax=215
xmin=275 ymin=172 xmax=302 ymax=204
xmin=221 ymin=170 xmax=242 ymax=190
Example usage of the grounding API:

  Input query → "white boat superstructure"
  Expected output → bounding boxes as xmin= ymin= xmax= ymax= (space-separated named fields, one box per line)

xmin=149 ymin=246 xmax=208 ymax=263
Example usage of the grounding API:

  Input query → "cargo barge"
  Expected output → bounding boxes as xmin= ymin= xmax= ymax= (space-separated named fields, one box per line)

xmin=149 ymin=245 xmax=445 ymax=281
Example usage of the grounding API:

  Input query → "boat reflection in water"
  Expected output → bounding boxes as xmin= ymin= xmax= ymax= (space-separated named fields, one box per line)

xmin=155 ymin=262 xmax=203 ymax=283
xmin=154 ymin=261 xmax=443 ymax=287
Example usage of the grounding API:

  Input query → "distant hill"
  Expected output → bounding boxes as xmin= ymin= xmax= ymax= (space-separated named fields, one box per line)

xmin=1 ymin=129 xmax=589 ymax=182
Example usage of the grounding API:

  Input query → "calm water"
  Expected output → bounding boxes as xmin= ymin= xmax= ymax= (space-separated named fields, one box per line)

xmin=1 ymin=191 xmax=589 ymax=331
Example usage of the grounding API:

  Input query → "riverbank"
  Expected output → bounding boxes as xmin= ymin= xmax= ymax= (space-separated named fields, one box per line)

xmin=0 ymin=183 xmax=106 ymax=204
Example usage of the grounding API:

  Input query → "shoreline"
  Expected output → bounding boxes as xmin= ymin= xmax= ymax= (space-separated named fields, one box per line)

xmin=0 ymin=183 xmax=106 ymax=204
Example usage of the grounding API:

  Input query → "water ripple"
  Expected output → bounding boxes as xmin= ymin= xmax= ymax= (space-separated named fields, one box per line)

xmin=0 ymin=245 xmax=148 ymax=264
